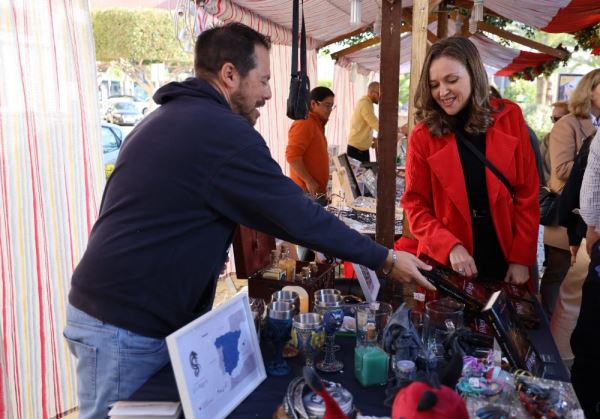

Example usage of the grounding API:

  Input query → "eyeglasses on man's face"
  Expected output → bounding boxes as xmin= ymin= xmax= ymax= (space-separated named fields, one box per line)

xmin=317 ymin=101 xmax=336 ymax=110
xmin=550 ymin=115 xmax=563 ymax=123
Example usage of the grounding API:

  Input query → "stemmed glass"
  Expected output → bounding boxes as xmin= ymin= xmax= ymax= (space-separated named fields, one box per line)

xmin=314 ymin=289 xmax=342 ymax=351
xmin=314 ymin=294 xmax=345 ymax=372
xmin=263 ymin=301 xmax=295 ymax=376
xmin=292 ymin=313 xmax=324 ymax=368
xmin=271 ymin=291 xmax=300 ymax=358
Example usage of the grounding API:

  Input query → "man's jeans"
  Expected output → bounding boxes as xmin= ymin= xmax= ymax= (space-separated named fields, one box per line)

xmin=63 ymin=304 xmax=170 ymax=419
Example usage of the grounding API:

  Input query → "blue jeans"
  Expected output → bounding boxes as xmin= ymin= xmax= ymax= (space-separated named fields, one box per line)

xmin=63 ymin=304 xmax=170 ymax=419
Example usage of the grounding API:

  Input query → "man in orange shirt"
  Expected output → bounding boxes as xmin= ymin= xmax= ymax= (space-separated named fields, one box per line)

xmin=286 ymin=87 xmax=335 ymax=198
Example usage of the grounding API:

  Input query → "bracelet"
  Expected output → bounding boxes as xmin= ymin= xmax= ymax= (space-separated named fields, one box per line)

xmin=382 ymin=250 xmax=397 ymax=277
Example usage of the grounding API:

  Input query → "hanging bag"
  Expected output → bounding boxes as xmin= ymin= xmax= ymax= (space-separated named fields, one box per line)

xmin=286 ymin=0 xmax=310 ymax=120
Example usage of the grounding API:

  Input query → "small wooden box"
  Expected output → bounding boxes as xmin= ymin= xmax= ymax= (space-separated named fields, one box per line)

xmin=232 ymin=225 xmax=335 ymax=309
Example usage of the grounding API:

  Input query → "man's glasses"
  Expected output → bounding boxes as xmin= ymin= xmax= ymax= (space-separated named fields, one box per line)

xmin=318 ymin=101 xmax=336 ymax=110
xmin=550 ymin=116 xmax=562 ymax=123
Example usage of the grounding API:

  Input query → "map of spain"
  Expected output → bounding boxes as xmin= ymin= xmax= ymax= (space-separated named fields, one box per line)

xmin=214 ymin=330 xmax=241 ymax=375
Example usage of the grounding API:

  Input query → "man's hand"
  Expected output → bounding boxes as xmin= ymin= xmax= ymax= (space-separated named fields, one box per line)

xmin=504 ymin=263 xmax=529 ymax=284
xmin=386 ymin=251 xmax=435 ymax=290
xmin=306 ymin=179 xmax=321 ymax=195
xmin=569 ymin=245 xmax=580 ymax=266
xmin=449 ymin=244 xmax=477 ymax=278
xmin=586 ymin=225 xmax=600 ymax=256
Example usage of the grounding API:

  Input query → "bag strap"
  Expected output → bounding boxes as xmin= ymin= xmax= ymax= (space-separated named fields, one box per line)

xmin=455 ymin=134 xmax=515 ymax=198
xmin=300 ymin=0 xmax=306 ymax=74
xmin=291 ymin=0 xmax=299 ymax=73
xmin=290 ymin=0 xmax=307 ymax=74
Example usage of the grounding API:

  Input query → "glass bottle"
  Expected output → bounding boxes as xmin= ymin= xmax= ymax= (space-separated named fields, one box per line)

xmin=262 ymin=249 xmax=286 ymax=280
xmin=278 ymin=245 xmax=296 ymax=283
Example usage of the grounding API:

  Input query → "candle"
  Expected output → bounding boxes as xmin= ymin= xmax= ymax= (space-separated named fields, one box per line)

xmin=354 ymin=345 xmax=389 ymax=387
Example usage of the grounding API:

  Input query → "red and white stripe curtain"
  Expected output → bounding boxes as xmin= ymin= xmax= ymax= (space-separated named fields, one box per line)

xmin=0 ymin=0 xmax=105 ymax=417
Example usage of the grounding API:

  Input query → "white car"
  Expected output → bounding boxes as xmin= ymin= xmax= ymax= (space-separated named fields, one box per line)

xmin=102 ymin=122 xmax=123 ymax=165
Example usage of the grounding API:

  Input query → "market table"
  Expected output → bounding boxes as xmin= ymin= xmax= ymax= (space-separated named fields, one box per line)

xmin=130 ymin=297 xmax=568 ymax=417
xmin=130 ymin=335 xmax=390 ymax=417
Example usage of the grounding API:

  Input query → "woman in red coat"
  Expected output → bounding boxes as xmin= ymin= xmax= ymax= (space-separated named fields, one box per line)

xmin=401 ymin=37 xmax=539 ymax=284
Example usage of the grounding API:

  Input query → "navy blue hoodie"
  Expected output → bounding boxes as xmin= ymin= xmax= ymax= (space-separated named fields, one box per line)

xmin=69 ymin=78 xmax=388 ymax=338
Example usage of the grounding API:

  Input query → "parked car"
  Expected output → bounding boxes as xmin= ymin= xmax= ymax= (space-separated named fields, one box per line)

xmin=104 ymin=100 xmax=143 ymax=125
xmin=107 ymin=94 xmax=154 ymax=115
xmin=102 ymin=121 xmax=123 ymax=165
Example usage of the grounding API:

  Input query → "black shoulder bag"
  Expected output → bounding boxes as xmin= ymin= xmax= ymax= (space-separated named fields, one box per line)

xmin=286 ymin=0 xmax=310 ymax=120
xmin=455 ymin=134 xmax=515 ymax=199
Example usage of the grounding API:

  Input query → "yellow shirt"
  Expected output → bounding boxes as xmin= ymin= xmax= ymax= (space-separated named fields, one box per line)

xmin=347 ymin=95 xmax=379 ymax=151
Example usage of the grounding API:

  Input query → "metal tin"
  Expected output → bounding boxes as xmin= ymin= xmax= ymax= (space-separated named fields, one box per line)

xmin=302 ymin=381 xmax=353 ymax=417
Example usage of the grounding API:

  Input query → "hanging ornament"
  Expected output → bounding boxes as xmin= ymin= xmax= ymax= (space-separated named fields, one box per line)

xmin=469 ymin=0 xmax=484 ymax=34
xmin=350 ymin=0 xmax=362 ymax=26
xmin=373 ymin=8 xmax=382 ymax=37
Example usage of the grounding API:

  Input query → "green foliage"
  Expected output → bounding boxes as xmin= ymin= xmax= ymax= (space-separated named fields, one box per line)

xmin=520 ymin=103 xmax=552 ymax=140
xmin=318 ymin=80 xmax=332 ymax=89
xmin=503 ymin=79 xmax=537 ymax=104
xmin=92 ymin=9 xmax=190 ymax=64
xmin=320 ymin=31 xmax=375 ymax=55
xmin=398 ymin=73 xmax=410 ymax=106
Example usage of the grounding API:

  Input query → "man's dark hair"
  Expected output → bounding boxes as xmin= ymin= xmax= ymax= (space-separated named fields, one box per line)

xmin=310 ymin=86 xmax=335 ymax=102
xmin=194 ymin=23 xmax=271 ymax=79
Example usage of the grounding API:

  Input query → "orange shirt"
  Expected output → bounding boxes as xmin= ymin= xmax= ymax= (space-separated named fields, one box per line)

xmin=286 ymin=112 xmax=329 ymax=193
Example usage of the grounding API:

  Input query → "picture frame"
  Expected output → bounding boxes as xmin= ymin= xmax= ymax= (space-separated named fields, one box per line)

xmin=557 ymin=73 xmax=583 ymax=102
xmin=353 ymin=263 xmax=381 ymax=302
xmin=166 ymin=292 xmax=266 ymax=419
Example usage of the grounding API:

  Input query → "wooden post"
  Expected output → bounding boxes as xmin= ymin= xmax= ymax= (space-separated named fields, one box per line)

xmin=436 ymin=1 xmax=448 ymax=39
xmin=376 ymin=0 xmax=402 ymax=304
xmin=376 ymin=0 xmax=402 ymax=251
xmin=407 ymin=0 xmax=429 ymax=134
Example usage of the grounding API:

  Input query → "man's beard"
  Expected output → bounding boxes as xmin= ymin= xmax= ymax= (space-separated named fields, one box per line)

xmin=231 ymin=90 xmax=264 ymax=126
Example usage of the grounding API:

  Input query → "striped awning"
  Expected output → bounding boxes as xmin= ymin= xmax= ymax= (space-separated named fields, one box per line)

xmin=201 ymin=0 xmax=600 ymax=47
xmin=341 ymin=29 xmax=560 ymax=78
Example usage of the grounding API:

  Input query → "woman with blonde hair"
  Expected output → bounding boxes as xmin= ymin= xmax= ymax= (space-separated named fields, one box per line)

xmin=401 ymin=36 xmax=539 ymax=284
xmin=547 ymin=68 xmax=600 ymax=366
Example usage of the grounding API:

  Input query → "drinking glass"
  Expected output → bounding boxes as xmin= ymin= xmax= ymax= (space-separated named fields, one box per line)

xmin=272 ymin=290 xmax=300 ymax=358
xmin=314 ymin=294 xmax=345 ymax=372
xmin=292 ymin=313 xmax=324 ymax=368
xmin=263 ymin=301 xmax=295 ymax=376
xmin=422 ymin=298 xmax=464 ymax=358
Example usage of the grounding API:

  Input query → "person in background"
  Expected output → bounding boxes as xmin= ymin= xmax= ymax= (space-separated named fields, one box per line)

xmin=63 ymin=23 xmax=434 ymax=419
xmin=548 ymin=70 xmax=599 ymax=370
xmin=286 ymin=86 xmax=335 ymax=199
xmin=541 ymin=69 xmax=600 ymax=317
xmin=347 ymin=81 xmax=380 ymax=163
xmin=401 ymin=36 xmax=539 ymax=284
xmin=570 ymin=128 xmax=600 ymax=419
xmin=541 ymin=101 xmax=569 ymax=182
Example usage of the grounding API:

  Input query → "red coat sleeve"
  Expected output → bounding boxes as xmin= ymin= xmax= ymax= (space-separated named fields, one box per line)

xmin=504 ymin=103 xmax=540 ymax=265
xmin=401 ymin=126 xmax=462 ymax=262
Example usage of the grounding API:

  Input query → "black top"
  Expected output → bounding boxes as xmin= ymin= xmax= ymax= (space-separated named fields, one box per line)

xmin=452 ymin=108 xmax=507 ymax=281
xmin=69 ymin=78 xmax=388 ymax=338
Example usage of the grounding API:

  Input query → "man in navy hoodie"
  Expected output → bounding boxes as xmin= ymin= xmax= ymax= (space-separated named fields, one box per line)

xmin=64 ymin=23 xmax=433 ymax=418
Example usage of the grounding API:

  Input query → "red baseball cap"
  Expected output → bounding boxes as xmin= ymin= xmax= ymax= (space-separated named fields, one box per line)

xmin=392 ymin=381 xmax=468 ymax=419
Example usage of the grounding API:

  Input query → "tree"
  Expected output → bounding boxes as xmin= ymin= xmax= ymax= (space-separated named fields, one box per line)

xmin=92 ymin=9 xmax=192 ymax=98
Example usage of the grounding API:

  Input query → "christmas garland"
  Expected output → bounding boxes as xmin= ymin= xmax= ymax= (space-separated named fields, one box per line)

xmin=509 ymin=45 xmax=571 ymax=81
xmin=573 ymin=23 xmax=600 ymax=55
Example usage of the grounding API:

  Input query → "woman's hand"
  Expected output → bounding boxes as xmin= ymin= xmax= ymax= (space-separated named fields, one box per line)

xmin=504 ymin=263 xmax=529 ymax=284
xmin=449 ymin=244 xmax=477 ymax=278
xmin=569 ymin=245 xmax=580 ymax=266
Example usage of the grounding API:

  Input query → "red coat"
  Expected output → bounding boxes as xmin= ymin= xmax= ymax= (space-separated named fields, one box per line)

xmin=401 ymin=99 xmax=539 ymax=267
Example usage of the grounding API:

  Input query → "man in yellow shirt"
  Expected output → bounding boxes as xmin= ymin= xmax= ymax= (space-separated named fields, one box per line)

xmin=347 ymin=81 xmax=379 ymax=163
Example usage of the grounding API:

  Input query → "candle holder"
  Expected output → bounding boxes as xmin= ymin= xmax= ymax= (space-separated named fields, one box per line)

xmin=292 ymin=313 xmax=324 ymax=368
xmin=263 ymin=301 xmax=295 ymax=376
xmin=314 ymin=294 xmax=344 ymax=372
